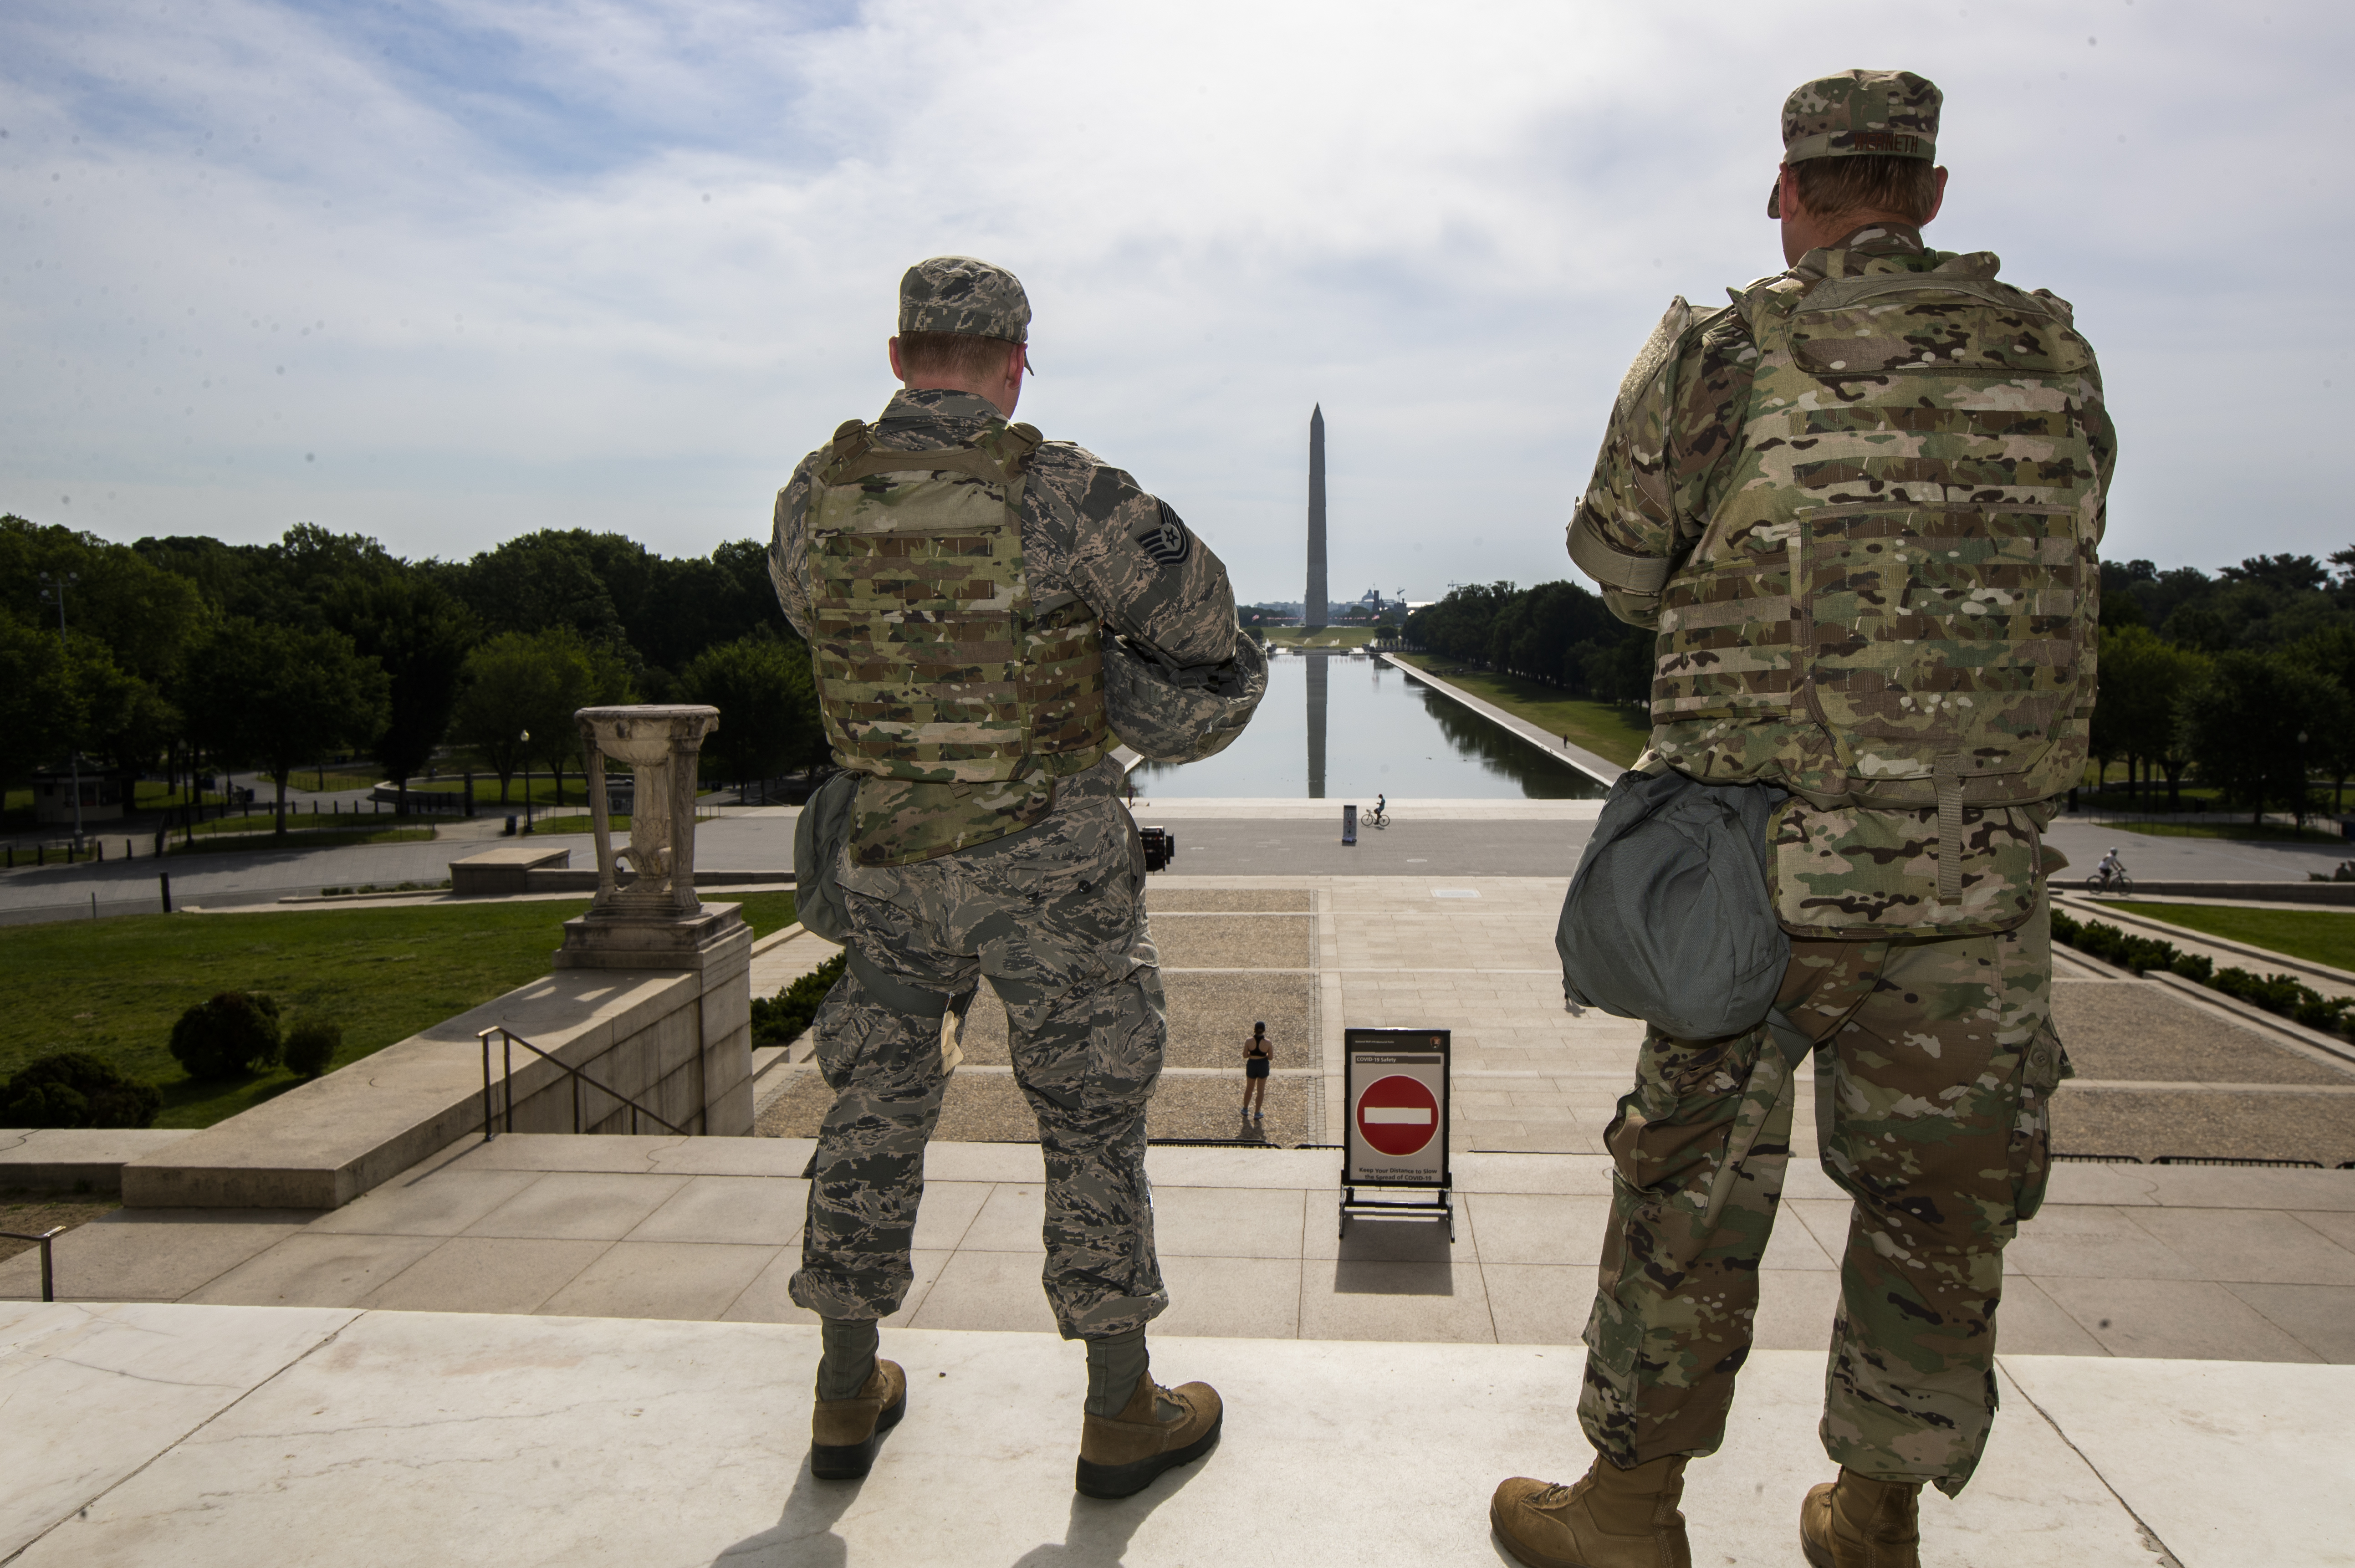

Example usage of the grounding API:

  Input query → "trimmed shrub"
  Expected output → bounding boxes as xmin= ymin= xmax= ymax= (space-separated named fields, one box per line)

xmin=282 ymin=1014 xmax=343 ymax=1079
xmin=751 ymin=953 xmax=847 ymax=1047
xmin=0 ymin=1052 xmax=163 ymax=1129
xmin=2054 ymin=909 xmax=2351 ymax=1038
xmin=168 ymin=992 xmax=283 ymax=1079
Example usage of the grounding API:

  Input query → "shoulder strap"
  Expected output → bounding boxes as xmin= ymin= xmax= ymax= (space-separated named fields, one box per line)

xmin=1798 ymin=269 xmax=2056 ymax=316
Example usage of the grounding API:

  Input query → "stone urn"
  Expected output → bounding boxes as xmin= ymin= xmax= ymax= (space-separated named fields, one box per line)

xmin=576 ymin=705 xmax=716 ymax=919
xmin=556 ymin=705 xmax=744 ymax=971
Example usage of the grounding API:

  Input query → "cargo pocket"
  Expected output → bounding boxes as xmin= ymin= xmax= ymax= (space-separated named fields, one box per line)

xmin=2008 ymin=1022 xmax=2070 ymax=1223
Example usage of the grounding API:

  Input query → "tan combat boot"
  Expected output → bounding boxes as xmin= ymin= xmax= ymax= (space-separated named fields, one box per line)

xmin=810 ymin=1359 xmax=906 ymax=1481
xmin=1490 ymin=1455 xmax=1691 ymax=1568
xmin=1074 ymin=1374 xmax=1222 ymax=1500
xmin=1799 ymin=1468 xmax=1921 ymax=1568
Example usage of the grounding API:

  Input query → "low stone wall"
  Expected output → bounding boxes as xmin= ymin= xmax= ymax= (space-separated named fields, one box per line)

xmin=119 ymin=914 xmax=754 ymax=1210
xmin=2085 ymin=881 xmax=2355 ymax=906
xmin=0 ymin=1129 xmax=198 ymax=1191
xmin=449 ymin=846 xmax=573 ymax=896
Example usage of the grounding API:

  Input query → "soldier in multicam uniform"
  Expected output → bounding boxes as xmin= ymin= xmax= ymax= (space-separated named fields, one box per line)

xmin=768 ymin=256 xmax=1238 ymax=1497
xmin=1491 ymin=73 xmax=2114 ymax=1568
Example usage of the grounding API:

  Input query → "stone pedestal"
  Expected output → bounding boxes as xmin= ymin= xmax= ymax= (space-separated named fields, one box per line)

xmin=552 ymin=704 xmax=754 ymax=1137
xmin=557 ymin=705 xmax=742 ymax=969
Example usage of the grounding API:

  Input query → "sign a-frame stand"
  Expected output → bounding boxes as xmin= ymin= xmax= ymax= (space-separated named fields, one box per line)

xmin=1340 ymin=1027 xmax=1453 ymax=1240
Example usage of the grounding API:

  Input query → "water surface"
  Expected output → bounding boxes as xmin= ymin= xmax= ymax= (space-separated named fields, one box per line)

xmin=1139 ymin=652 xmax=1606 ymax=799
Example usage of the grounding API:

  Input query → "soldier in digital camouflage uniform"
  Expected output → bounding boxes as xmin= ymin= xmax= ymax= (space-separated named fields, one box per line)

xmin=1491 ymin=72 xmax=2114 ymax=1568
xmin=769 ymin=256 xmax=1236 ymax=1498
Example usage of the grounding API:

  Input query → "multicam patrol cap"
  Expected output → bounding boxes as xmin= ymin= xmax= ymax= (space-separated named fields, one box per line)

xmin=1767 ymin=69 xmax=1941 ymax=218
xmin=898 ymin=255 xmax=1031 ymax=344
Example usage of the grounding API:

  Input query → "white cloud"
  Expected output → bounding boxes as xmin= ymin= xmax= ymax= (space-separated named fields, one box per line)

xmin=3 ymin=0 xmax=2349 ymax=598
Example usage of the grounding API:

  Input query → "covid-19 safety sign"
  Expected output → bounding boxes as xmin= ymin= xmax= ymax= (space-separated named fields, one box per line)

xmin=1344 ymin=1028 xmax=1450 ymax=1187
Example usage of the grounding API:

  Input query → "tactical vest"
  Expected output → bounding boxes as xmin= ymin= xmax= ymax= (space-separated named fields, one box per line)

xmin=1649 ymin=247 xmax=2103 ymax=934
xmin=806 ymin=416 xmax=1112 ymax=865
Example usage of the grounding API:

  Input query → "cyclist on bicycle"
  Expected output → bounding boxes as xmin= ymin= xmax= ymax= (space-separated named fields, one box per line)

xmin=2095 ymin=847 xmax=2126 ymax=887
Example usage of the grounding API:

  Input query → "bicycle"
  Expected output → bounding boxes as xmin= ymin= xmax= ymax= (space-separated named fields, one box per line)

xmin=1364 ymin=805 xmax=1390 ymax=830
xmin=2084 ymin=863 xmax=2134 ymax=895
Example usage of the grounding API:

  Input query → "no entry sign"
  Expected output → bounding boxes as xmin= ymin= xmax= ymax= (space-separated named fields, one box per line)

xmin=1344 ymin=1028 xmax=1450 ymax=1187
xmin=1356 ymin=1075 xmax=1439 ymax=1156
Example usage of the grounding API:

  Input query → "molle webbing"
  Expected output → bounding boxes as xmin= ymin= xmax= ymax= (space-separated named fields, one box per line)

xmin=806 ymin=419 xmax=1111 ymax=790
xmin=1646 ymin=248 xmax=2100 ymax=818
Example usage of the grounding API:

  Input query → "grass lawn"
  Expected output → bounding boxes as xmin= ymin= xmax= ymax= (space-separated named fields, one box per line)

xmin=1389 ymin=654 xmax=1650 ymax=769
xmin=185 ymin=809 xmax=429 ymax=838
xmin=1262 ymin=626 xmax=1380 ymax=648
xmin=525 ymin=814 xmax=631 ymax=836
xmin=2111 ymin=901 xmax=2355 ymax=974
xmin=401 ymin=776 xmax=610 ymax=809
xmin=2117 ymin=821 xmax=2351 ymax=846
xmin=168 ymin=825 xmax=437 ymax=856
xmin=1 ymin=890 xmax=797 ymax=1129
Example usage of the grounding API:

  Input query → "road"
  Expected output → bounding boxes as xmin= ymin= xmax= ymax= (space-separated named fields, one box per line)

xmin=6 ymin=793 xmax=2350 ymax=927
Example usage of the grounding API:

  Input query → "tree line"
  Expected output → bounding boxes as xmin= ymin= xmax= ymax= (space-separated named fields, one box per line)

xmin=1404 ymin=579 xmax=1652 ymax=705
xmin=1405 ymin=552 xmax=2355 ymax=824
xmin=2093 ymin=552 xmax=2355 ymax=821
xmin=0 ymin=516 xmax=827 ymax=828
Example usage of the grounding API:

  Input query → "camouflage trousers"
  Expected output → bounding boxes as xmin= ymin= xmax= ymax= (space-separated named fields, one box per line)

xmin=1579 ymin=894 xmax=2064 ymax=1497
xmin=787 ymin=760 xmax=1170 ymax=1340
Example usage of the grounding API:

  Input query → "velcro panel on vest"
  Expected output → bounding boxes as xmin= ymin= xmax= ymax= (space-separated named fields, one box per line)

xmin=809 ymin=458 xmax=1035 ymax=781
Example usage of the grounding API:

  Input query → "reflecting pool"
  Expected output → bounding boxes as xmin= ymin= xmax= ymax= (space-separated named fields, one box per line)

xmin=1137 ymin=651 xmax=1609 ymax=799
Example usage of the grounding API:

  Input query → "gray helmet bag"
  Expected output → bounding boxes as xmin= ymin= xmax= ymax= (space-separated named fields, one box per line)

xmin=1103 ymin=632 xmax=1268 ymax=764
xmin=1557 ymin=768 xmax=1791 ymax=1042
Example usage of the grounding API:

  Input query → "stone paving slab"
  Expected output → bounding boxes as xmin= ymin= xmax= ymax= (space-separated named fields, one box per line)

xmin=754 ymin=1067 xmax=1322 ymax=1146
xmin=11 ymin=1139 xmax=2351 ymax=1367
xmin=3 ymin=1302 xmax=2337 ymax=1568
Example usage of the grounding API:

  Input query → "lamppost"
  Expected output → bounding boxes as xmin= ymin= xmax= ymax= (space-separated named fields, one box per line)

xmin=37 ymin=571 xmax=83 ymax=848
xmin=520 ymin=730 xmax=534 ymax=835
xmin=2298 ymin=730 xmax=2310 ymax=828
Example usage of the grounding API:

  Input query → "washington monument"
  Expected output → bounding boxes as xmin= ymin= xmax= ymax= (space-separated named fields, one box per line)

xmin=1306 ymin=403 xmax=1327 ymax=631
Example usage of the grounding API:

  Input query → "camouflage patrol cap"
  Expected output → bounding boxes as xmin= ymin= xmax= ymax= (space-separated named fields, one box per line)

xmin=1767 ymin=69 xmax=1941 ymax=218
xmin=898 ymin=255 xmax=1030 ymax=343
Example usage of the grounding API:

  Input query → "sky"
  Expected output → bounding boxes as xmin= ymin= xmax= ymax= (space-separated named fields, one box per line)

xmin=4 ymin=0 xmax=2350 ymax=606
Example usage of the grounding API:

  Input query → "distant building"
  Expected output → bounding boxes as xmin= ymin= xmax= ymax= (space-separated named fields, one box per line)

xmin=32 ymin=765 xmax=128 ymax=824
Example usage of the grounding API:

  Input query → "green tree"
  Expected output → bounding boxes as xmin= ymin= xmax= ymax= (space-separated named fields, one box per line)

xmin=0 ymin=613 xmax=70 ymax=789
xmin=183 ymin=619 xmax=391 ymax=833
xmin=450 ymin=629 xmax=633 ymax=803
xmin=677 ymin=633 xmax=824 ymax=788
xmin=1 ymin=515 xmax=209 ymax=686
xmin=2091 ymin=626 xmax=2206 ymax=806
xmin=2294 ymin=622 xmax=2355 ymax=811
xmin=443 ymin=532 xmax=632 ymax=651
xmin=2177 ymin=651 xmax=2348 ymax=825
xmin=324 ymin=574 xmax=475 ymax=812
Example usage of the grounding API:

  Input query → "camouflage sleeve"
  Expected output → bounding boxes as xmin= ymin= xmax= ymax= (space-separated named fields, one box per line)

xmin=1565 ymin=302 xmax=1755 ymax=628
xmin=1027 ymin=443 xmax=1238 ymax=667
xmin=766 ymin=451 xmax=823 ymax=641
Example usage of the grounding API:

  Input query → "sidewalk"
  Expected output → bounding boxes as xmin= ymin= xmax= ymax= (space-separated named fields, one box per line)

xmin=1372 ymin=653 xmax=1625 ymax=787
xmin=2 ymin=1301 xmax=2344 ymax=1567
xmin=10 ymin=1137 xmax=2350 ymax=1365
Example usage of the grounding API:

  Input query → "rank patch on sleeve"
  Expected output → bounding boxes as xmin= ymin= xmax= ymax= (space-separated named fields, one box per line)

xmin=1136 ymin=502 xmax=1193 ymax=567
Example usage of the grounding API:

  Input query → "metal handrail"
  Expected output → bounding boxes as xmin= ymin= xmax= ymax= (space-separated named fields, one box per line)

xmin=477 ymin=1025 xmax=690 ymax=1141
xmin=1 ymin=1226 xmax=65 ymax=1302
